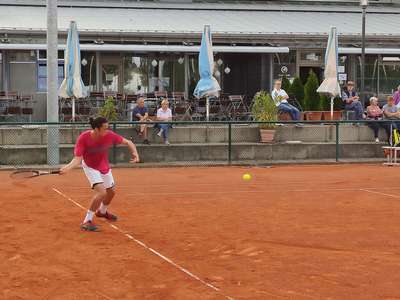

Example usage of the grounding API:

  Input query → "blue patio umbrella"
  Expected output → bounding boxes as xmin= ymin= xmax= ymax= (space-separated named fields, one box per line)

xmin=193 ymin=25 xmax=221 ymax=121
xmin=317 ymin=26 xmax=341 ymax=118
xmin=59 ymin=21 xmax=86 ymax=121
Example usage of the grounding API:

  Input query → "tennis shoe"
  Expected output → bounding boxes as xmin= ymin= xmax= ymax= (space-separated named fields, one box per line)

xmin=80 ymin=220 xmax=100 ymax=232
xmin=96 ymin=210 xmax=118 ymax=221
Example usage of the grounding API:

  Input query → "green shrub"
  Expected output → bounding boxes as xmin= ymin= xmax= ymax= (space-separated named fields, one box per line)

xmin=99 ymin=96 xmax=118 ymax=121
xmin=251 ymin=91 xmax=278 ymax=129
xmin=304 ymin=70 xmax=321 ymax=111
xmin=319 ymin=94 xmax=330 ymax=111
xmin=289 ymin=77 xmax=305 ymax=109
xmin=334 ymin=96 xmax=343 ymax=110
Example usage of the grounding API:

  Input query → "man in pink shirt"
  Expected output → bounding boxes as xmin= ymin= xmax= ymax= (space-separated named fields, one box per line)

xmin=60 ymin=117 xmax=139 ymax=232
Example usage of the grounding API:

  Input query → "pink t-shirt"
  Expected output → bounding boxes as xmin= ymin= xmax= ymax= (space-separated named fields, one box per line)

xmin=74 ymin=130 xmax=123 ymax=174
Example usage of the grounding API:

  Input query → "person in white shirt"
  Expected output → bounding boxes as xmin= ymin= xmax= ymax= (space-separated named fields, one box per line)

xmin=155 ymin=99 xmax=173 ymax=145
xmin=271 ymin=79 xmax=300 ymax=120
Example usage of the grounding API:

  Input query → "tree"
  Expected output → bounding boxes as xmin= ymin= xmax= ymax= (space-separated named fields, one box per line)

xmin=99 ymin=96 xmax=118 ymax=121
xmin=303 ymin=70 xmax=321 ymax=111
xmin=289 ymin=77 xmax=305 ymax=110
xmin=319 ymin=94 xmax=330 ymax=111
xmin=251 ymin=91 xmax=278 ymax=129
xmin=281 ymin=75 xmax=291 ymax=93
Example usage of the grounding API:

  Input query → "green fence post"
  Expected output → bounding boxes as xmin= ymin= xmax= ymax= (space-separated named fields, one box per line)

xmin=228 ymin=122 xmax=232 ymax=165
xmin=335 ymin=122 xmax=340 ymax=162
xmin=112 ymin=122 xmax=117 ymax=165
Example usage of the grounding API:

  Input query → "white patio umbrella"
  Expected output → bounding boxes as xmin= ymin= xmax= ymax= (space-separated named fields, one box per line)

xmin=59 ymin=21 xmax=86 ymax=121
xmin=193 ymin=25 xmax=221 ymax=121
xmin=317 ymin=26 xmax=341 ymax=118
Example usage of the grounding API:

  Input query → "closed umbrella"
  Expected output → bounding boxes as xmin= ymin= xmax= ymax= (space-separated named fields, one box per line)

xmin=317 ymin=26 xmax=341 ymax=118
xmin=59 ymin=21 xmax=86 ymax=121
xmin=193 ymin=25 xmax=221 ymax=121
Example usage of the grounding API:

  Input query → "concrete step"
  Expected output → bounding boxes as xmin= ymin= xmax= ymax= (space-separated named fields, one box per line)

xmin=0 ymin=142 xmax=386 ymax=165
xmin=275 ymin=124 xmax=389 ymax=143
xmin=0 ymin=125 xmax=260 ymax=145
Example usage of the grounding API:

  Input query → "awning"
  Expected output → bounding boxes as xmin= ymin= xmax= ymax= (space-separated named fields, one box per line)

xmin=0 ymin=43 xmax=289 ymax=53
xmin=339 ymin=48 xmax=400 ymax=55
xmin=1 ymin=5 xmax=400 ymax=37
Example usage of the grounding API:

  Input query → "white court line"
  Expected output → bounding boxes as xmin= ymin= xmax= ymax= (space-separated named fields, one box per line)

xmin=122 ymin=188 xmax=374 ymax=197
xmin=360 ymin=189 xmax=400 ymax=199
xmin=52 ymin=187 xmax=234 ymax=300
xmin=63 ymin=180 xmax=345 ymax=189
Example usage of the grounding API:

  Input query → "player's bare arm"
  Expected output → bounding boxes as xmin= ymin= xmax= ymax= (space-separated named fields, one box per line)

xmin=60 ymin=156 xmax=83 ymax=175
xmin=121 ymin=138 xmax=140 ymax=163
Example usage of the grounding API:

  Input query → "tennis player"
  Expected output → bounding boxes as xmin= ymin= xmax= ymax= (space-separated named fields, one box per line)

xmin=60 ymin=117 xmax=139 ymax=232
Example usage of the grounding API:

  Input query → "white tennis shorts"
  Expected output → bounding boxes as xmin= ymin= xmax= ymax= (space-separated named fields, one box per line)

xmin=82 ymin=161 xmax=115 ymax=189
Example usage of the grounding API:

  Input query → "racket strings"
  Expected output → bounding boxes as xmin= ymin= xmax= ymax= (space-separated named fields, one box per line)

xmin=10 ymin=170 xmax=39 ymax=179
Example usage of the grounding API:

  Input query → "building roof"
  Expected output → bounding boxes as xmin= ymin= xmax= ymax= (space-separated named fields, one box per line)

xmin=0 ymin=4 xmax=399 ymax=38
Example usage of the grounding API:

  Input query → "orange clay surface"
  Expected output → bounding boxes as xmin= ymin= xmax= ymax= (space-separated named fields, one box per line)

xmin=1 ymin=164 xmax=400 ymax=300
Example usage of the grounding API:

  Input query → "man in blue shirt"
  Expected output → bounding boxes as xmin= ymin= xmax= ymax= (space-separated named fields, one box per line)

xmin=342 ymin=81 xmax=364 ymax=120
xmin=132 ymin=97 xmax=150 ymax=144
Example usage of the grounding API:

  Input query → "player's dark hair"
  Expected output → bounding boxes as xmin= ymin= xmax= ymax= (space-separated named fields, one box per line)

xmin=89 ymin=117 xmax=108 ymax=129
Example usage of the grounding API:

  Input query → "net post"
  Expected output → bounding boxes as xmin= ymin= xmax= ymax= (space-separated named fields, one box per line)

xmin=228 ymin=122 xmax=232 ymax=165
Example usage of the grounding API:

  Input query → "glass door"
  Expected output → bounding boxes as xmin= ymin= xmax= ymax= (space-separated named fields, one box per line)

xmin=101 ymin=55 xmax=121 ymax=92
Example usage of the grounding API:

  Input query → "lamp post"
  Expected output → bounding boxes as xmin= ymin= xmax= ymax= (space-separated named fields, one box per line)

xmin=360 ymin=0 xmax=368 ymax=108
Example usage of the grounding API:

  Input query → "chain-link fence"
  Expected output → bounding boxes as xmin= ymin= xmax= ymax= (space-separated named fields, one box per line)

xmin=0 ymin=120 xmax=391 ymax=168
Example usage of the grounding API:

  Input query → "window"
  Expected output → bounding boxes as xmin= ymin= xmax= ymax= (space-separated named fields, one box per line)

xmin=37 ymin=61 xmax=64 ymax=92
xmin=123 ymin=54 xmax=185 ymax=94
xmin=81 ymin=52 xmax=96 ymax=92
xmin=356 ymin=55 xmax=379 ymax=95
xmin=378 ymin=57 xmax=400 ymax=95
xmin=37 ymin=50 xmax=65 ymax=92
xmin=273 ymin=51 xmax=297 ymax=80
xmin=9 ymin=50 xmax=36 ymax=62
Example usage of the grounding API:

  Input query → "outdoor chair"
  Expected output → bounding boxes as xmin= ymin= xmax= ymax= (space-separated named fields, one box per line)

xmin=0 ymin=97 xmax=9 ymax=115
xmin=192 ymin=99 xmax=206 ymax=121
xmin=228 ymin=95 xmax=249 ymax=120
xmin=6 ymin=105 xmax=21 ymax=119
xmin=144 ymin=98 xmax=158 ymax=116
xmin=172 ymin=92 xmax=185 ymax=101
xmin=154 ymin=91 xmax=168 ymax=99
xmin=60 ymin=107 xmax=72 ymax=122
xmin=20 ymin=95 xmax=34 ymax=122
xmin=125 ymin=94 xmax=138 ymax=103
xmin=22 ymin=107 xmax=33 ymax=122
xmin=103 ymin=91 xmax=117 ymax=99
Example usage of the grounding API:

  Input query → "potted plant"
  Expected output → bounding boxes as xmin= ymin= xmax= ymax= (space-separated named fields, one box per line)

xmin=303 ymin=70 xmax=323 ymax=120
xmin=319 ymin=95 xmax=343 ymax=120
xmin=99 ymin=96 xmax=118 ymax=121
xmin=288 ymin=76 xmax=305 ymax=120
xmin=251 ymin=91 xmax=278 ymax=143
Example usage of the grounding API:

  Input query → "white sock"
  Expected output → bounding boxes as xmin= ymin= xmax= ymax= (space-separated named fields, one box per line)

xmin=83 ymin=210 xmax=94 ymax=223
xmin=99 ymin=203 xmax=108 ymax=214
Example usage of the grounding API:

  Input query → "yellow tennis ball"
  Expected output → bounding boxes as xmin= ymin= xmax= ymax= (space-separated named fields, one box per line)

xmin=242 ymin=173 xmax=251 ymax=181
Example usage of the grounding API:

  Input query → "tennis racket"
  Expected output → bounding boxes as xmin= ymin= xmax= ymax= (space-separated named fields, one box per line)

xmin=10 ymin=169 xmax=60 ymax=179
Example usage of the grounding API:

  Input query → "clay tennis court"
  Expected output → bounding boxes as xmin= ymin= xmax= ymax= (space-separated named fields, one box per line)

xmin=1 ymin=164 xmax=400 ymax=300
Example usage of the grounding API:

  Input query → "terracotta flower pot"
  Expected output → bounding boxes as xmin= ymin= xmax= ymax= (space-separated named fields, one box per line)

xmin=260 ymin=129 xmax=276 ymax=143
xmin=306 ymin=111 xmax=323 ymax=121
xmin=322 ymin=111 xmax=342 ymax=121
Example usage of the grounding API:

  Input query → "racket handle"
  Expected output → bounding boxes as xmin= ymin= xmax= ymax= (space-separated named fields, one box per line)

xmin=50 ymin=170 xmax=61 ymax=175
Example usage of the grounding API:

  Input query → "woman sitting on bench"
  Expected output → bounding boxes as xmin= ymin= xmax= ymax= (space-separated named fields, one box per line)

xmin=271 ymin=79 xmax=300 ymax=121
